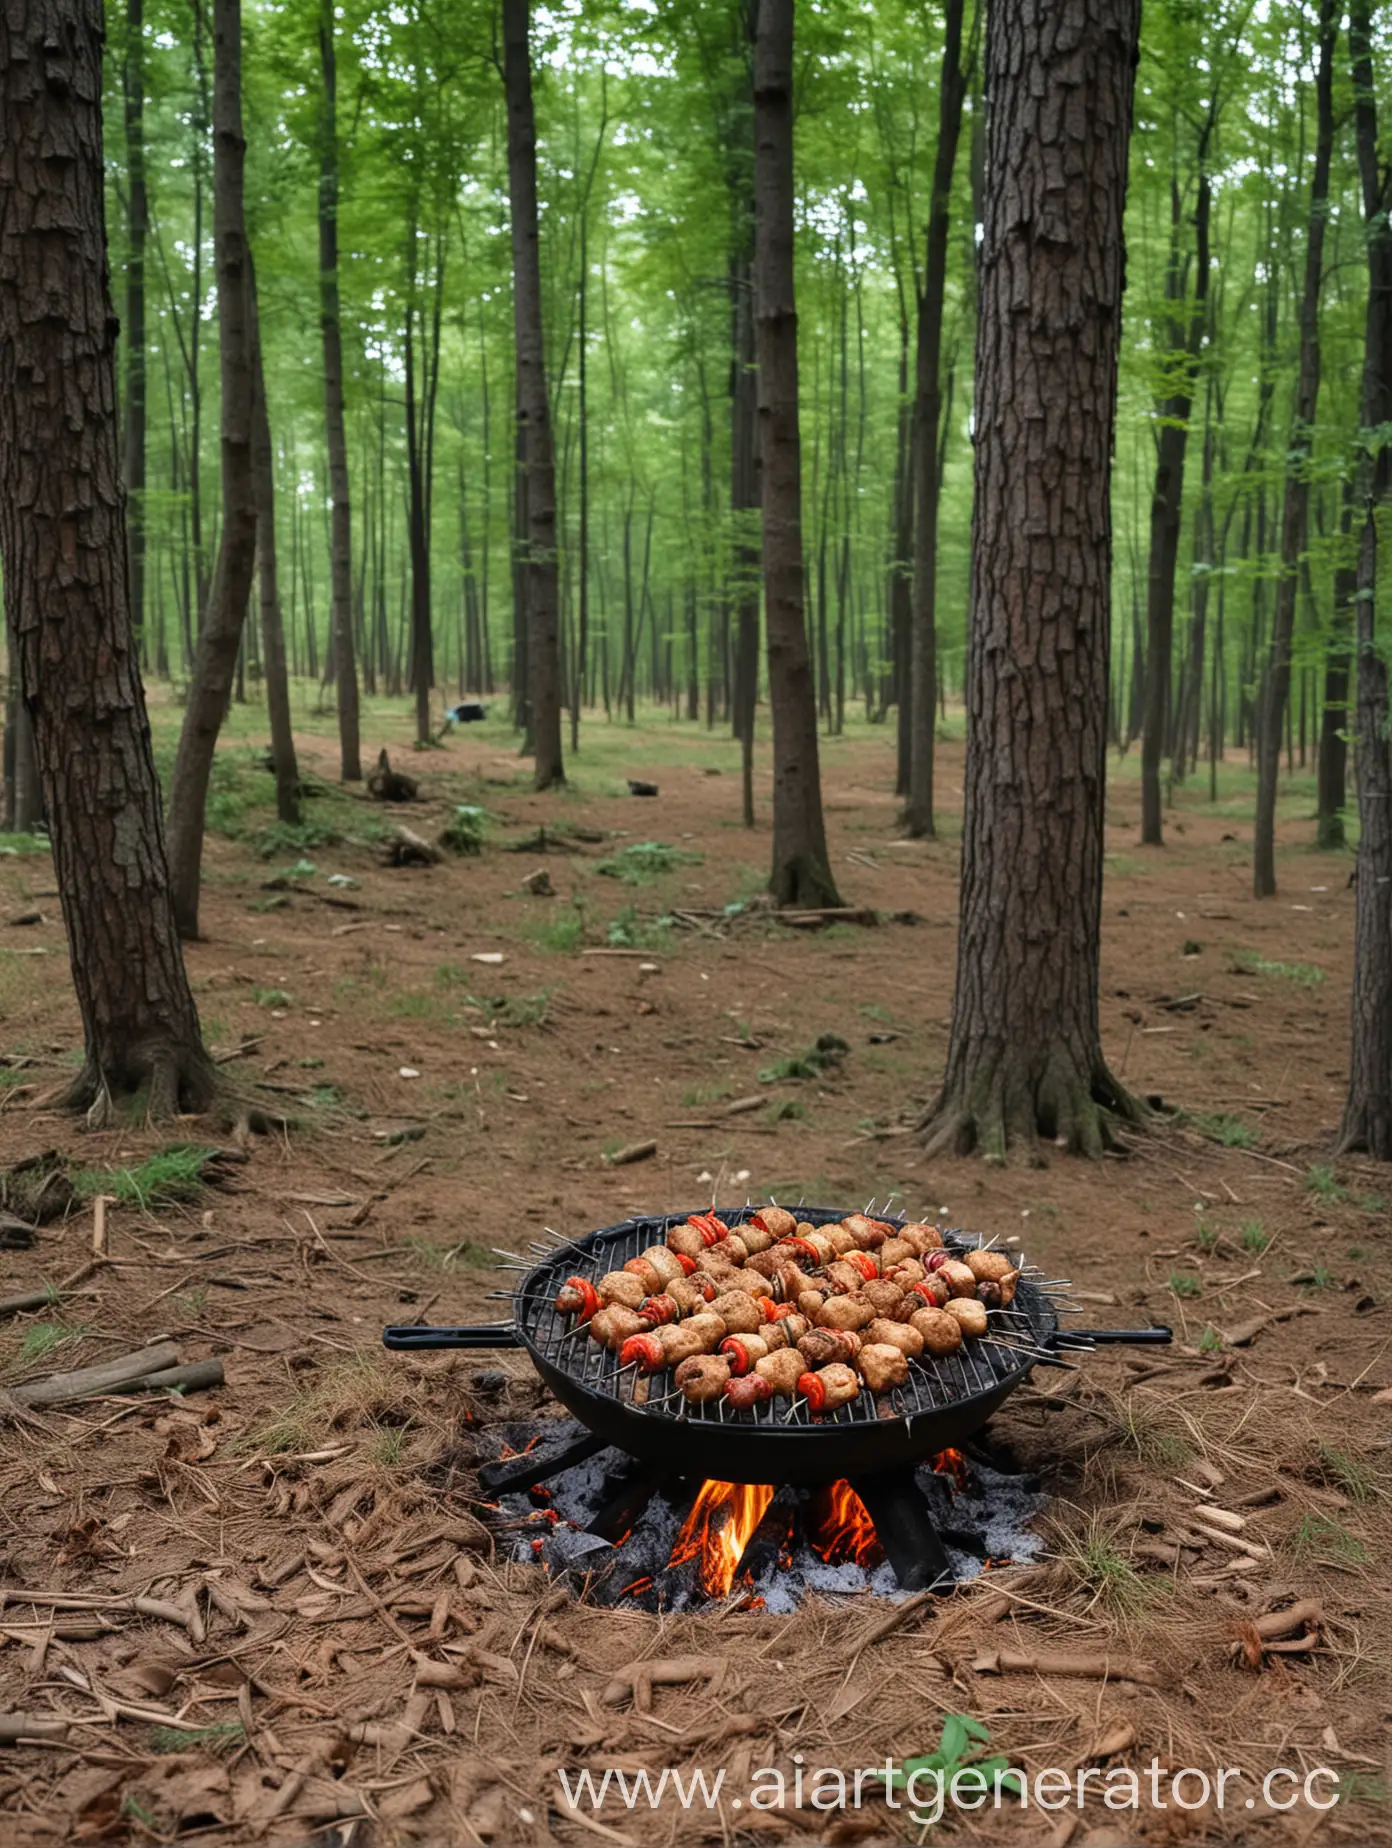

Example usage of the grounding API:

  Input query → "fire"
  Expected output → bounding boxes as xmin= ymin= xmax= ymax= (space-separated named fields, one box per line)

xmin=933 ymin=1446 xmax=970 ymax=1489
xmin=809 ymin=1481 xmax=883 ymax=1567
xmin=668 ymin=1481 xmax=775 ymax=1596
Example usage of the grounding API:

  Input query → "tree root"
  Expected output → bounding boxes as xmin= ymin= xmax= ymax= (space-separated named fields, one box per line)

xmin=770 ymin=851 xmax=843 ymax=911
xmin=60 ymin=1047 xmax=292 ymax=1137
xmin=919 ymin=1050 xmax=1148 ymax=1166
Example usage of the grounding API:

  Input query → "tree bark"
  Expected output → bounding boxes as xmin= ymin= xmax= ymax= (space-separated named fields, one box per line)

xmin=753 ymin=0 xmax=841 ymax=909
xmin=318 ymin=2 xmax=360 ymax=781
xmin=122 ymin=0 xmax=149 ymax=654
xmin=0 ymin=0 xmax=214 ymax=1116
xmin=729 ymin=17 xmax=761 ymax=832
xmin=1338 ymin=0 xmax=1392 ymax=1160
xmin=1317 ymin=484 xmax=1355 ymax=850
xmin=903 ymin=0 xmax=969 ymax=840
xmin=249 ymin=274 xmax=300 ymax=827
xmin=503 ymin=0 xmax=564 ymax=789
xmin=165 ymin=0 xmax=259 ymax=940
xmin=921 ymin=0 xmax=1144 ymax=1162
xmin=1140 ymin=159 xmax=1211 ymax=844
xmin=1253 ymin=0 xmax=1336 ymax=899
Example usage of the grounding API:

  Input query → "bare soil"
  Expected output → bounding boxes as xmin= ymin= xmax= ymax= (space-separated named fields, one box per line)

xmin=1 ymin=711 xmax=1389 ymax=1846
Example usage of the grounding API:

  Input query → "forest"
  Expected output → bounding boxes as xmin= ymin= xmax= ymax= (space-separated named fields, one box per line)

xmin=2 ymin=1 xmax=1392 ymax=1841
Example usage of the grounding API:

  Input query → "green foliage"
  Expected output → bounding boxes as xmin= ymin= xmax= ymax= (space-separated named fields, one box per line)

xmin=1306 ymin=1164 xmax=1347 ymax=1203
xmin=758 ymin=1033 xmax=849 ymax=1085
xmin=1168 ymin=1270 xmax=1203 ymax=1299
xmin=1290 ymin=1514 xmax=1366 ymax=1566
xmin=877 ymin=1715 xmax=1020 ymax=1824
xmin=439 ymin=805 xmax=490 ymax=855
xmin=466 ymin=989 xmax=553 ymax=1029
xmin=148 ymin=1722 xmax=245 ymax=1756
xmin=71 ymin=1145 xmax=218 ymax=1210
xmin=251 ymin=820 xmax=343 ymax=860
xmin=1231 ymin=953 xmax=1327 ymax=987
xmin=1187 ymin=1111 xmax=1257 ymax=1148
xmin=11 ymin=1321 xmax=88 ymax=1368
xmin=0 ymin=833 xmax=51 ymax=857
xmin=606 ymin=904 xmax=671 ymax=949
xmin=1240 ymin=1219 xmax=1271 ymax=1253
xmin=595 ymin=842 xmax=702 ymax=884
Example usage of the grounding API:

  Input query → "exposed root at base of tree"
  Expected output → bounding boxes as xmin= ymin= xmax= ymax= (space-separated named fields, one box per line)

xmin=1334 ymin=1105 xmax=1392 ymax=1162
xmin=61 ymin=1050 xmax=292 ymax=1138
xmin=918 ymin=1051 xmax=1148 ymax=1166
xmin=770 ymin=851 xmax=843 ymax=911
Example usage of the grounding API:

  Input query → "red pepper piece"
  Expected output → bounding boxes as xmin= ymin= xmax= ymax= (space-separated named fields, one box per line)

xmin=797 ymin=1370 xmax=826 ymax=1412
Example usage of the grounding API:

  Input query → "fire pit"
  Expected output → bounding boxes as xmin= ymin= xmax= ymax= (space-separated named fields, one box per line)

xmin=386 ymin=1205 xmax=1168 ymax=1592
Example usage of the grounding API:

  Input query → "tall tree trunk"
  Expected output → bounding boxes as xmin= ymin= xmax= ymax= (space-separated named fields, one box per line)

xmin=503 ymin=0 xmax=564 ymax=788
xmin=404 ymin=290 xmax=433 ymax=746
xmin=903 ymin=0 xmax=969 ymax=839
xmin=1253 ymin=0 xmax=1336 ymax=899
xmin=754 ymin=0 xmax=841 ymax=908
xmin=921 ymin=0 xmax=1144 ymax=1162
xmin=0 ymin=0 xmax=213 ymax=1115
xmin=122 ymin=0 xmax=149 ymax=654
xmin=731 ymin=183 xmax=761 ymax=830
xmin=1338 ymin=0 xmax=1392 ymax=1159
xmin=1140 ymin=159 xmax=1211 ymax=844
xmin=249 ymin=277 xmax=300 ymax=826
xmin=318 ymin=3 xmax=360 ymax=780
xmin=166 ymin=0 xmax=260 ymax=941
xmin=1317 ymin=483 xmax=1354 ymax=849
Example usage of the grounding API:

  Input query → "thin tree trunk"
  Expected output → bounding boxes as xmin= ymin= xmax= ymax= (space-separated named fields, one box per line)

xmin=904 ymin=0 xmax=969 ymax=839
xmin=1338 ymin=0 xmax=1392 ymax=1159
xmin=1317 ymin=482 xmax=1354 ymax=849
xmin=166 ymin=0 xmax=260 ymax=941
xmin=754 ymin=0 xmax=840 ymax=908
xmin=249 ymin=271 xmax=300 ymax=827
xmin=921 ymin=0 xmax=1144 ymax=1162
xmin=318 ymin=3 xmax=360 ymax=780
xmin=503 ymin=0 xmax=564 ymax=788
xmin=1253 ymin=0 xmax=1336 ymax=898
xmin=1140 ymin=157 xmax=1211 ymax=844
xmin=0 ymin=0 xmax=214 ymax=1115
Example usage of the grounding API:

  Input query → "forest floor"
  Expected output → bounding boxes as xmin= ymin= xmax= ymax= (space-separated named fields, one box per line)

xmin=0 ymin=696 xmax=1389 ymax=1848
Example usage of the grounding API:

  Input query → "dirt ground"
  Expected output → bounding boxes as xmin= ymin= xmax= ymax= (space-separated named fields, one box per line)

xmin=1 ymin=703 xmax=1389 ymax=1847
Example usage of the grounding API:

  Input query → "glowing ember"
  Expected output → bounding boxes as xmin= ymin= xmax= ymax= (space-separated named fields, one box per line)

xmin=933 ymin=1446 xmax=970 ymax=1489
xmin=668 ymin=1481 xmax=775 ymax=1596
xmin=808 ymin=1481 xmax=883 ymax=1567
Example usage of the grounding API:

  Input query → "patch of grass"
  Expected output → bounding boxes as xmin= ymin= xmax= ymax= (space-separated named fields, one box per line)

xmin=253 ymin=987 xmax=293 ymax=1010
xmin=606 ymin=904 xmax=673 ymax=950
xmin=0 ymin=832 xmax=51 ymax=857
xmin=595 ymin=840 xmax=701 ymax=884
xmin=467 ymin=989 xmax=554 ymax=1030
xmin=1294 ymin=1265 xmax=1337 ymax=1290
xmin=247 ymin=1355 xmax=418 ymax=1456
xmin=1194 ymin=1221 xmax=1220 ymax=1253
xmin=71 ymin=1144 xmax=217 ymax=1211
xmin=682 ymin=1081 xmax=732 ymax=1107
xmin=767 ymin=1098 xmax=807 ymax=1123
xmin=758 ymin=1032 xmax=849 ymax=1085
xmin=1051 ymin=1516 xmax=1151 ymax=1618
xmin=1108 ymin=1397 xmax=1193 ymax=1468
xmin=1231 ymin=952 xmax=1327 ymax=986
xmin=369 ymin=1424 xmax=409 ymax=1467
xmin=390 ymin=991 xmax=444 ymax=1022
xmin=301 ymin=1083 xmax=344 ymax=1109
xmin=1306 ymin=1163 xmax=1347 ymax=1203
xmin=148 ymin=1721 xmax=244 ymax=1755
xmin=528 ymin=905 xmax=586 ymax=954
xmin=1315 ymin=1445 xmax=1383 ymax=1504
xmin=405 ymin=1236 xmax=494 ymax=1271
xmin=1198 ymin=1325 xmax=1224 ymax=1353
xmin=1357 ymin=1191 xmax=1387 ymax=1214
xmin=11 ymin=1321 xmax=88 ymax=1369
xmin=1240 ymin=1220 xmax=1271 ymax=1254
xmin=250 ymin=819 xmax=343 ymax=860
xmin=1290 ymin=1513 xmax=1366 ymax=1567
xmin=1168 ymin=1270 xmax=1203 ymax=1299
xmin=439 ymin=805 xmax=490 ymax=855
xmin=1187 ymin=1111 xmax=1257 ymax=1149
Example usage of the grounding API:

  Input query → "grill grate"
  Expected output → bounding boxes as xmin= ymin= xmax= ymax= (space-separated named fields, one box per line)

xmin=513 ymin=1207 xmax=1058 ymax=1434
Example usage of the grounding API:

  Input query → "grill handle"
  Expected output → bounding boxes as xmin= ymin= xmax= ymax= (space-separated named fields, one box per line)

xmin=382 ymin=1324 xmax=523 ymax=1351
xmin=1063 ymin=1325 xmax=1173 ymax=1346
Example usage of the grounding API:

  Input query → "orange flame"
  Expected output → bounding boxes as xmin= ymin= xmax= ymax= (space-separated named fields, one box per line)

xmin=809 ymin=1481 xmax=884 ymax=1567
xmin=668 ymin=1482 xmax=775 ymax=1596
xmin=933 ymin=1446 xmax=970 ymax=1489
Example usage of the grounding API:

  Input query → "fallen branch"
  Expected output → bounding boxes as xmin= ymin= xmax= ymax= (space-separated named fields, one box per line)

xmin=0 ymin=1588 xmax=204 ymax=1638
xmin=604 ymin=1140 xmax=657 ymax=1168
xmin=0 ymin=1257 xmax=105 ymax=1321
xmin=0 ymin=1714 xmax=69 ymax=1744
xmin=603 ymin=1655 xmax=727 ymax=1712
xmin=1221 ymin=1302 xmax=1320 ymax=1348
xmin=7 ymin=1341 xmax=179 ymax=1409
xmin=972 ymin=1648 xmax=1162 ymax=1687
